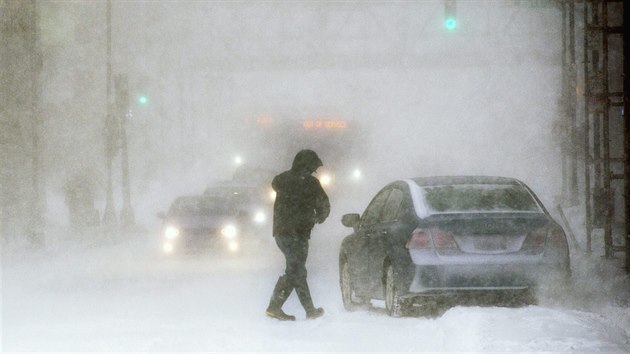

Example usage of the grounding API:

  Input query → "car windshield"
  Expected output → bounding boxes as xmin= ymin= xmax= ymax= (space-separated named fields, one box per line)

xmin=169 ymin=197 xmax=229 ymax=216
xmin=205 ymin=187 xmax=252 ymax=200
xmin=204 ymin=186 xmax=258 ymax=208
xmin=420 ymin=184 xmax=541 ymax=213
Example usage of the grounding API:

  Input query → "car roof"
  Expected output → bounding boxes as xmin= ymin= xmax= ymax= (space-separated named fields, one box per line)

xmin=205 ymin=181 xmax=261 ymax=190
xmin=174 ymin=195 xmax=202 ymax=202
xmin=410 ymin=176 xmax=521 ymax=187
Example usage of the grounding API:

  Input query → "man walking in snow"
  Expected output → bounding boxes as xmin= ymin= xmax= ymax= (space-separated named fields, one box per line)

xmin=265 ymin=149 xmax=330 ymax=321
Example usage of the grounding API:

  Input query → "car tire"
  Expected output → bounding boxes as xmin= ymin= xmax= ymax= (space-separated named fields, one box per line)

xmin=340 ymin=258 xmax=367 ymax=311
xmin=384 ymin=264 xmax=405 ymax=317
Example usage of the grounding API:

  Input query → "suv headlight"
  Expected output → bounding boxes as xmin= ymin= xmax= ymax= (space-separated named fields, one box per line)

xmin=221 ymin=224 xmax=238 ymax=239
xmin=164 ymin=225 xmax=180 ymax=240
xmin=253 ymin=211 xmax=266 ymax=224
xmin=162 ymin=242 xmax=174 ymax=254
xmin=319 ymin=173 xmax=332 ymax=187
xmin=227 ymin=241 xmax=239 ymax=252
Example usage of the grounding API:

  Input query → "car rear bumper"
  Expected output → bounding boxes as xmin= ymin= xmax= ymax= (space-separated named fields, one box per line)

xmin=407 ymin=259 xmax=568 ymax=294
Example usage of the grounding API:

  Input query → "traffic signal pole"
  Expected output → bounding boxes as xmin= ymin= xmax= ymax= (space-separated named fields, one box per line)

xmin=120 ymin=114 xmax=134 ymax=228
xmin=115 ymin=74 xmax=134 ymax=228
xmin=103 ymin=0 xmax=117 ymax=229
xmin=444 ymin=0 xmax=457 ymax=31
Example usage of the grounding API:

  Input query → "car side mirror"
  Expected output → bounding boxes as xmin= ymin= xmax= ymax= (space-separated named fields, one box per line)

xmin=157 ymin=211 xmax=166 ymax=219
xmin=341 ymin=213 xmax=361 ymax=232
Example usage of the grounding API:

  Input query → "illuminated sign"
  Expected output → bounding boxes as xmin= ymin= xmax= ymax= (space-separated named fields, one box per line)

xmin=256 ymin=116 xmax=273 ymax=125
xmin=303 ymin=119 xmax=347 ymax=130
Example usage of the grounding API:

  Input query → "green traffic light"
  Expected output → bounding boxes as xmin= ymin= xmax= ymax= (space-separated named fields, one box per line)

xmin=138 ymin=95 xmax=148 ymax=105
xmin=444 ymin=17 xmax=457 ymax=30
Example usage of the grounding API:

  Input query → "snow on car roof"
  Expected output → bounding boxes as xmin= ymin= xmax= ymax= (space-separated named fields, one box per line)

xmin=411 ymin=176 xmax=521 ymax=187
xmin=404 ymin=176 xmax=539 ymax=218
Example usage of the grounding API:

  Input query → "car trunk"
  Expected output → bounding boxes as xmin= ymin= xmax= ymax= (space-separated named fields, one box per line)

xmin=425 ymin=212 xmax=550 ymax=255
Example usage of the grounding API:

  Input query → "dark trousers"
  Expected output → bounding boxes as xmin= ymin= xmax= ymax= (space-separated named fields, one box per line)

xmin=268 ymin=235 xmax=315 ymax=312
xmin=276 ymin=235 xmax=309 ymax=284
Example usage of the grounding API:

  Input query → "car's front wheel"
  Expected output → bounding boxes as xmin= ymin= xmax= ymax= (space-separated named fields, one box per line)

xmin=340 ymin=258 xmax=367 ymax=311
xmin=384 ymin=264 xmax=405 ymax=317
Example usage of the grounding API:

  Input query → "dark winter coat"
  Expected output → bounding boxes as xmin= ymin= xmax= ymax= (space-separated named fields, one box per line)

xmin=272 ymin=150 xmax=330 ymax=238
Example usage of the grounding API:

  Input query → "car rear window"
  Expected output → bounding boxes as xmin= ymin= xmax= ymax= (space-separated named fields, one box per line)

xmin=421 ymin=184 xmax=541 ymax=213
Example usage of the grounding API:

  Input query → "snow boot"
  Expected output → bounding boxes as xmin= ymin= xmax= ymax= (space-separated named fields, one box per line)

xmin=306 ymin=307 xmax=324 ymax=320
xmin=266 ymin=275 xmax=295 ymax=321
xmin=265 ymin=308 xmax=296 ymax=321
xmin=294 ymin=278 xmax=323 ymax=319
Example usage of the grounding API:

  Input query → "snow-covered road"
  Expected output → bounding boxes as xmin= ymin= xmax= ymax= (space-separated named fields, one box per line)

xmin=3 ymin=228 xmax=629 ymax=353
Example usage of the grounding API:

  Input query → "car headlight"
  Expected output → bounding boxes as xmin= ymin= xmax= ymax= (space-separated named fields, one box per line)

xmin=227 ymin=241 xmax=239 ymax=252
xmin=319 ymin=173 xmax=332 ymax=187
xmin=221 ymin=224 xmax=238 ymax=239
xmin=253 ymin=211 xmax=266 ymax=224
xmin=162 ymin=242 xmax=174 ymax=254
xmin=164 ymin=225 xmax=180 ymax=240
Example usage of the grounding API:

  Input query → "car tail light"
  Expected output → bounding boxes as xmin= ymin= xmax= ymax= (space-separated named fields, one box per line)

xmin=523 ymin=228 xmax=547 ymax=248
xmin=432 ymin=229 xmax=457 ymax=249
xmin=548 ymin=227 xmax=569 ymax=249
xmin=406 ymin=229 xmax=431 ymax=249
xmin=405 ymin=228 xmax=457 ymax=249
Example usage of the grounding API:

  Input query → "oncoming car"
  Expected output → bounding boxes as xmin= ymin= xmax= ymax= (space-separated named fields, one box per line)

xmin=315 ymin=165 xmax=365 ymax=193
xmin=338 ymin=176 xmax=571 ymax=316
xmin=203 ymin=181 xmax=275 ymax=225
xmin=158 ymin=195 xmax=256 ymax=255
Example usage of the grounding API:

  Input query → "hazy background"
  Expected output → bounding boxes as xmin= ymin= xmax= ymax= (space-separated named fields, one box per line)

xmin=4 ymin=2 xmax=630 ymax=352
xmin=33 ymin=0 xmax=563 ymax=229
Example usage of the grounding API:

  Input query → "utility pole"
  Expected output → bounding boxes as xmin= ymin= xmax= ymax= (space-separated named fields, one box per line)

xmin=624 ymin=0 xmax=630 ymax=272
xmin=28 ymin=0 xmax=44 ymax=246
xmin=102 ymin=0 xmax=117 ymax=229
xmin=0 ymin=0 xmax=45 ymax=245
xmin=115 ymin=74 xmax=134 ymax=228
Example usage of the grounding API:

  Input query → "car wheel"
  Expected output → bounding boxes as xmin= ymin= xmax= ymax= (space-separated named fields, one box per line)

xmin=384 ymin=264 xmax=405 ymax=317
xmin=340 ymin=259 xmax=366 ymax=311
